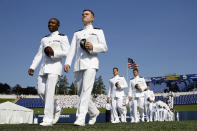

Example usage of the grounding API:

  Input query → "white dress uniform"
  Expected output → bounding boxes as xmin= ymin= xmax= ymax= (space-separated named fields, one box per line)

xmin=156 ymin=100 xmax=165 ymax=121
xmin=121 ymin=96 xmax=129 ymax=122
xmin=144 ymin=89 xmax=155 ymax=122
xmin=162 ymin=102 xmax=172 ymax=121
xmin=152 ymin=102 xmax=158 ymax=121
xmin=107 ymin=75 xmax=128 ymax=123
xmin=30 ymin=31 xmax=70 ymax=123
xmin=128 ymin=75 xmax=147 ymax=122
xmin=168 ymin=109 xmax=174 ymax=121
xmin=65 ymin=24 xmax=108 ymax=124
xmin=128 ymin=99 xmax=135 ymax=123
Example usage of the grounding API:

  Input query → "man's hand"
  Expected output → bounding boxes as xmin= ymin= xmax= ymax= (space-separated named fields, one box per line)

xmin=107 ymin=97 xmax=110 ymax=103
xmin=137 ymin=87 xmax=142 ymax=92
xmin=85 ymin=42 xmax=93 ymax=50
xmin=147 ymin=98 xmax=151 ymax=102
xmin=135 ymin=84 xmax=142 ymax=92
xmin=44 ymin=46 xmax=54 ymax=57
xmin=129 ymin=97 xmax=132 ymax=101
xmin=115 ymin=83 xmax=121 ymax=89
xmin=28 ymin=68 xmax=34 ymax=76
xmin=148 ymin=98 xmax=154 ymax=103
xmin=64 ymin=65 xmax=70 ymax=72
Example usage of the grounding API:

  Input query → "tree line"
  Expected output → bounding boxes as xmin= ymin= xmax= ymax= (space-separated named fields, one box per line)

xmin=0 ymin=75 xmax=106 ymax=95
xmin=0 ymin=83 xmax=37 ymax=95
xmin=56 ymin=75 xmax=106 ymax=95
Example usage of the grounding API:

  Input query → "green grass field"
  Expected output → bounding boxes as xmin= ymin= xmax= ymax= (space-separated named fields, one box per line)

xmin=0 ymin=121 xmax=197 ymax=131
xmin=174 ymin=105 xmax=197 ymax=111
xmin=0 ymin=98 xmax=15 ymax=103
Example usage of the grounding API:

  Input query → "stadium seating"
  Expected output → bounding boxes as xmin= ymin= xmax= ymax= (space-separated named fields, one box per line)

xmin=149 ymin=82 xmax=169 ymax=93
xmin=16 ymin=98 xmax=44 ymax=108
xmin=174 ymin=94 xmax=197 ymax=105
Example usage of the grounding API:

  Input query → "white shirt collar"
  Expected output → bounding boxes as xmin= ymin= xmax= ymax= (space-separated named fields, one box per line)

xmin=50 ymin=31 xmax=59 ymax=36
xmin=84 ymin=24 xmax=93 ymax=30
xmin=134 ymin=75 xmax=139 ymax=79
xmin=114 ymin=74 xmax=119 ymax=78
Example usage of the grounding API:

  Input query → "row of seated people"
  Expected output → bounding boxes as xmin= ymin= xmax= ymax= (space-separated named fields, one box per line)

xmin=15 ymin=94 xmax=197 ymax=108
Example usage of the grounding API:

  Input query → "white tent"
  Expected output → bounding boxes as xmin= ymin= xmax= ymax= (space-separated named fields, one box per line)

xmin=0 ymin=101 xmax=33 ymax=124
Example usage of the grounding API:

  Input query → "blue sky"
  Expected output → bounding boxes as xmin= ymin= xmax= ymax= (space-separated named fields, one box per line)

xmin=0 ymin=0 xmax=197 ymax=89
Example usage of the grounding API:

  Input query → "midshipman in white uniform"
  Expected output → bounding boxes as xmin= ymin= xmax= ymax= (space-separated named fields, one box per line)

xmin=107 ymin=67 xmax=128 ymax=123
xmin=128 ymin=69 xmax=147 ymax=122
xmin=162 ymin=100 xmax=174 ymax=121
xmin=64 ymin=9 xmax=108 ymax=126
xmin=144 ymin=85 xmax=155 ymax=122
xmin=152 ymin=101 xmax=158 ymax=121
xmin=28 ymin=18 xmax=70 ymax=126
xmin=156 ymin=97 xmax=165 ymax=121
xmin=121 ymin=95 xmax=129 ymax=122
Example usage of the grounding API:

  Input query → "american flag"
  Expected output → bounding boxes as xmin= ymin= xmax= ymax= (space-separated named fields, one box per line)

xmin=128 ymin=58 xmax=139 ymax=69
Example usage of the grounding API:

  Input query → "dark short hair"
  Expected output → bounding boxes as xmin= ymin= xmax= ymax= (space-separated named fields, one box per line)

xmin=50 ymin=18 xmax=60 ymax=25
xmin=113 ymin=67 xmax=118 ymax=72
xmin=83 ymin=9 xmax=94 ymax=17
xmin=158 ymin=96 xmax=160 ymax=100
xmin=133 ymin=68 xmax=138 ymax=72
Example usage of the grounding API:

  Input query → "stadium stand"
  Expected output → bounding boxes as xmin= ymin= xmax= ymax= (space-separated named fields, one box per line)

xmin=149 ymin=82 xmax=169 ymax=93
xmin=148 ymin=74 xmax=197 ymax=93
xmin=16 ymin=98 xmax=44 ymax=108
xmin=174 ymin=94 xmax=197 ymax=105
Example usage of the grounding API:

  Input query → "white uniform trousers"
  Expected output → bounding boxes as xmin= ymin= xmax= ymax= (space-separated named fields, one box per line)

xmin=116 ymin=97 xmax=127 ymax=122
xmin=37 ymin=74 xmax=59 ymax=123
xmin=110 ymin=98 xmax=120 ymax=123
xmin=110 ymin=97 xmax=127 ymax=123
xmin=121 ymin=105 xmax=127 ymax=122
xmin=133 ymin=97 xmax=144 ymax=122
xmin=129 ymin=101 xmax=135 ymax=122
xmin=144 ymin=103 xmax=149 ymax=122
xmin=168 ymin=111 xmax=174 ymax=121
xmin=157 ymin=108 xmax=164 ymax=121
xmin=145 ymin=102 xmax=154 ymax=122
xmin=148 ymin=103 xmax=154 ymax=122
xmin=152 ymin=104 xmax=158 ymax=121
xmin=163 ymin=109 xmax=169 ymax=121
xmin=74 ymin=69 xmax=99 ymax=123
xmin=153 ymin=109 xmax=159 ymax=121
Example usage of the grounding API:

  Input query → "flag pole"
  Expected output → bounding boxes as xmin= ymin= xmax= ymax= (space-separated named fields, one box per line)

xmin=127 ymin=57 xmax=129 ymax=84
xmin=126 ymin=57 xmax=129 ymax=96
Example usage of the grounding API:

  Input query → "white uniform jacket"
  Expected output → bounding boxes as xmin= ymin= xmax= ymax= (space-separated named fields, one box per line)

xmin=30 ymin=31 xmax=70 ymax=76
xmin=162 ymin=102 xmax=170 ymax=111
xmin=107 ymin=75 xmax=128 ymax=99
xmin=144 ymin=90 xmax=155 ymax=104
xmin=128 ymin=75 xmax=147 ymax=98
xmin=156 ymin=100 xmax=165 ymax=109
xmin=65 ymin=25 xmax=108 ymax=72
